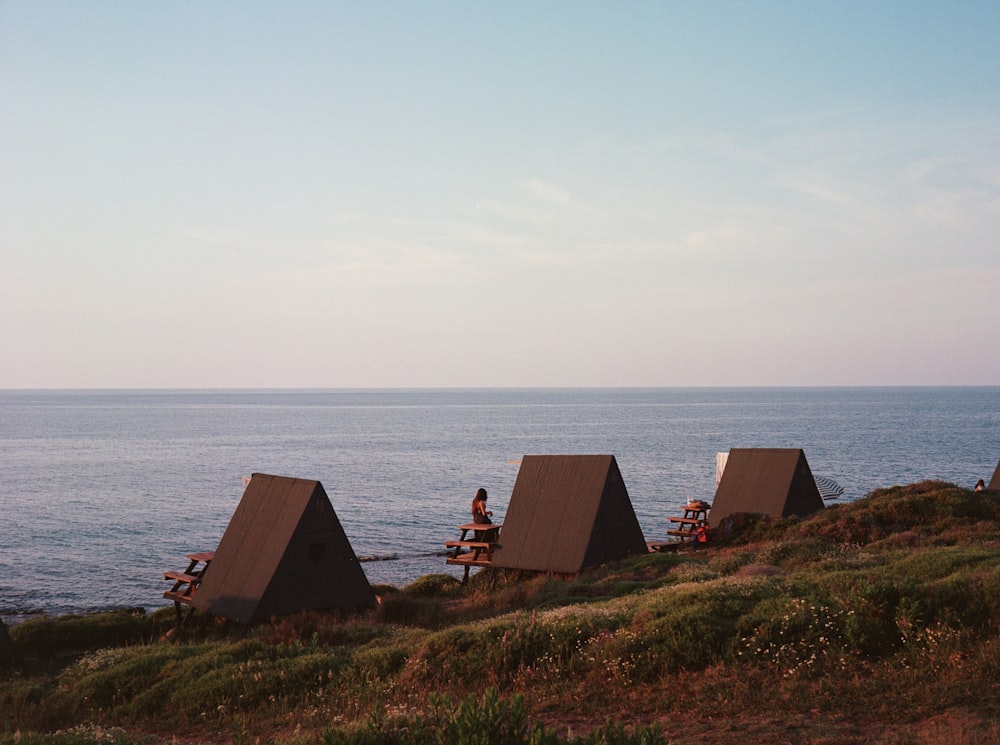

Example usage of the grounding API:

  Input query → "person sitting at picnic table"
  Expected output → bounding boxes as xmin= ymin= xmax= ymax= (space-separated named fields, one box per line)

xmin=471 ymin=488 xmax=498 ymax=541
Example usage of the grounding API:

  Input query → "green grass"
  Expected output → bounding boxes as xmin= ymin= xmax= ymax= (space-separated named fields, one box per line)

xmin=2 ymin=480 xmax=1000 ymax=744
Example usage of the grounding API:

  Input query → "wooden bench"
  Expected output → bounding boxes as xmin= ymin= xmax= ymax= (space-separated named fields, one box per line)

xmin=183 ymin=551 xmax=216 ymax=564
xmin=444 ymin=540 xmax=499 ymax=562
xmin=444 ymin=523 xmax=502 ymax=581
xmin=163 ymin=551 xmax=214 ymax=623
xmin=647 ymin=540 xmax=683 ymax=553
xmin=663 ymin=503 xmax=710 ymax=543
xmin=446 ymin=551 xmax=496 ymax=569
xmin=163 ymin=570 xmax=200 ymax=583
xmin=444 ymin=540 xmax=495 ymax=550
xmin=163 ymin=571 xmax=201 ymax=604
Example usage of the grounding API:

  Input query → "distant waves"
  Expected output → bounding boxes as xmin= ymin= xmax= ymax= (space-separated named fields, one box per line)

xmin=357 ymin=550 xmax=451 ymax=563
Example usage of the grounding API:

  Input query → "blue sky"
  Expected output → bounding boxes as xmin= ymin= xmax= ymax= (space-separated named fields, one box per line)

xmin=2 ymin=2 xmax=998 ymax=388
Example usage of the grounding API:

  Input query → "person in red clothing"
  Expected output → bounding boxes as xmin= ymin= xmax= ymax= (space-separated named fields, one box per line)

xmin=694 ymin=524 xmax=711 ymax=546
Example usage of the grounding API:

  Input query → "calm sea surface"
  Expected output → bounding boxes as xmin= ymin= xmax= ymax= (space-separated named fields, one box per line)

xmin=2 ymin=387 xmax=998 ymax=623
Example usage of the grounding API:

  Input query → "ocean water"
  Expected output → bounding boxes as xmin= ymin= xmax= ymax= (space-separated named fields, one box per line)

xmin=2 ymin=387 xmax=998 ymax=623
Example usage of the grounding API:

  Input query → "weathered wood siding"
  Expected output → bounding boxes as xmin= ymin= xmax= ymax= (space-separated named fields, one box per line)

xmin=491 ymin=455 xmax=647 ymax=575
xmin=709 ymin=448 xmax=824 ymax=528
xmin=192 ymin=473 xmax=375 ymax=623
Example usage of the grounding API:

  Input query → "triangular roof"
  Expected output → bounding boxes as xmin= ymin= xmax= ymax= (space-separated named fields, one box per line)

xmin=989 ymin=459 xmax=1000 ymax=491
xmin=192 ymin=473 xmax=375 ymax=624
xmin=709 ymin=448 xmax=824 ymax=528
xmin=491 ymin=454 xmax=648 ymax=575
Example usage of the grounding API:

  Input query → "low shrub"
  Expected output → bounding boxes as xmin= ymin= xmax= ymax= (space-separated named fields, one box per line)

xmin=706 ymin=550 xmax=755 ymax=575
xmin=347 ymin=644 xmax=409 ymax=688
xmin=756 ymin=536 xmax=836 ymax=568
xmin=321 ymin=688 xmax=667 ymax=745
xmin=257 ymin=612 xmax=386 ymax=648
xmin=0 ymin=727 xmax=140 ymax=744
xmin=737 ymin=595 xmax=853 ymax=678
xmin=10 ymin=611 xmax=154 ymax=659
xmin=403 ymin=574 xmax=462 ymax=598
xmin=376 ymin=594 xmax=449 ymax=629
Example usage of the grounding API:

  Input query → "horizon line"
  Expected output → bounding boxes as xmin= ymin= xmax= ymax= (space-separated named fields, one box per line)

xmin=2 ymin=384 xmax=998 ymax=393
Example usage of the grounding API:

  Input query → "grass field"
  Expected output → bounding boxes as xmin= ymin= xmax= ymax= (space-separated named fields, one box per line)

xmin=2 ymin=480 xmax=999 ymax=744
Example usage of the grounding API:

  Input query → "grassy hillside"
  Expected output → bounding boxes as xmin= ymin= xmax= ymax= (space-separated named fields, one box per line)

xmin=2 ymin=480 xmax=999 ymax=744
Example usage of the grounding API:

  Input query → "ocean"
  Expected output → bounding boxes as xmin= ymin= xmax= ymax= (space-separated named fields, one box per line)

xmin=2 ymin=387 xmax=998 ymax=624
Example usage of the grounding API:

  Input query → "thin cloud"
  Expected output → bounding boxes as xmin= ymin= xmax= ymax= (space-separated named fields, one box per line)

xmin=523 ymin=177 xmax=573 ymax=205
xmin=772 ymin=175 xmax=854 ymax=204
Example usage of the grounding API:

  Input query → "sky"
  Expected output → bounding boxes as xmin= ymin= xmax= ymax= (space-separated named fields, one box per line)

xmin=2 ymin=2 xmax=999 ymax=388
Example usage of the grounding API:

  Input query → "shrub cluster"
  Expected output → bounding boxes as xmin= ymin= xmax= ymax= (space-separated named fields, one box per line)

xmin=322 ymin=688 xmax=667 ymax=745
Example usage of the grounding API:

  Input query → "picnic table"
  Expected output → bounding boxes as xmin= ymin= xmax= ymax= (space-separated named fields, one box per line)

xmin=666 ymin=501 xmax=710 ymax=540
xmin=444 ymin=522 xmax=501 ymax=581
xmin=163 ymin=551 xmax=214 ymax=622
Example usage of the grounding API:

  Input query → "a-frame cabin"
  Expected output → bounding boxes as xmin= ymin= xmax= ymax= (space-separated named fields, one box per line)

xmin=192 ymin=473 xmax=375 ymax=624
xmin=708 ymin=448 xmax=824 ymax=528
xmin=491 ymin=454 xmax=648 ymax=576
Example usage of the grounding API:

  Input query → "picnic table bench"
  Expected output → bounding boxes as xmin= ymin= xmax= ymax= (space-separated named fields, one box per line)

xmin=646 ymin=502 xmax=713 ymax=553
xmin=445 ymin=522 xmax=501 ymax=581
xmin=163 ymin=551 xmax=214 ymax=622
xmin=665 ymin=501 xmax=710 ymax=541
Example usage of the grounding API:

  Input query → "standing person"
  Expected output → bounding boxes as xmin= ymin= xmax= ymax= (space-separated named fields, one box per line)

xmin=471 ymin=488 xmax=498 ymax=541
xmin=975 ymin=479 xmax=986 ymax=492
